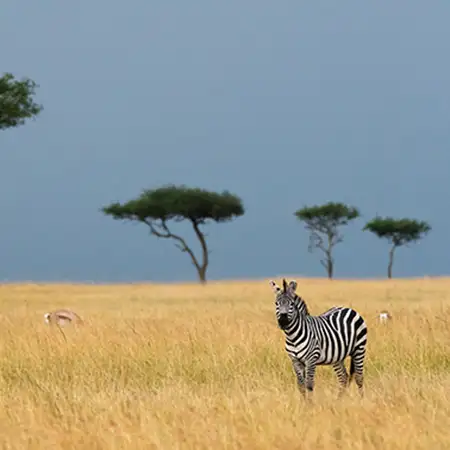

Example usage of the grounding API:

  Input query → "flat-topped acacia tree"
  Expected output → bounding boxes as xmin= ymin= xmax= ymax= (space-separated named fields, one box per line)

xmin=294 ymin=202 xmax=360 ymax=279
xmin=102 ymin=185 xmax=245 ymax=284
xmin=0 ymin=73 xmax=42 ymax=131
xmin=363 ymin=217 xmax=431 ymax=279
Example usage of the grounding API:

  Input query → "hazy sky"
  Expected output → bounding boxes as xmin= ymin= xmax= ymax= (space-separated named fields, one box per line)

xmin=1 ymin=1 xmax=449 ymax=282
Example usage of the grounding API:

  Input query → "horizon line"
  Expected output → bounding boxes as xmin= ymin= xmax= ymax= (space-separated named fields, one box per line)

xmin=0 ymin=274 xmax=446 ymax=286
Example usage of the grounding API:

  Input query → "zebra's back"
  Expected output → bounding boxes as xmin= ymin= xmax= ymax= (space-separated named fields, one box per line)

xmin=308 ymin=306 xmax=367 ymax=365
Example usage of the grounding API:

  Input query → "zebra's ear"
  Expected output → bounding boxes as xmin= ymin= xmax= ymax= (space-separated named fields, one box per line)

xmin=288 ymin=280 xmax=297 ymax=291
xmin=269 ymin=280 xmax=281 ymax=294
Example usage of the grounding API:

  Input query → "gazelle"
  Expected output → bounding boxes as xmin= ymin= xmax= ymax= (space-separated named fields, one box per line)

xmin=44 ymin=309 xmax=83 ymax=327
xmin=378 ymin=310 xmax=392 ymax=324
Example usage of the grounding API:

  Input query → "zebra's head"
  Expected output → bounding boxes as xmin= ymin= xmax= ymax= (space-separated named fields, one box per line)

xmin=269 ymin=278 xmax=298 ymax=330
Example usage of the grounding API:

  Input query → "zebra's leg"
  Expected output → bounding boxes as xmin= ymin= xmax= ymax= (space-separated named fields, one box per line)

xmin=290 ymin=357 xmax=306 ymax=395
xmin=304 ymin=360 xmax=317 ymax=394
xmin=350 ymin=345 xmax=366 ymax=397
xmin=332 ymin=361 xmax=349 ymax=397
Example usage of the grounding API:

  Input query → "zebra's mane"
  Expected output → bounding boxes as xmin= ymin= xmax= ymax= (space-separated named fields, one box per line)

xmin=293 ymin=294 xmax=310 ymax=316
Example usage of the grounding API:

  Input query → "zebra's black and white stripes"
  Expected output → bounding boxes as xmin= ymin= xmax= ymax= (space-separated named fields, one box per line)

xmin=270 ymin=279 xmax=368 ymax=396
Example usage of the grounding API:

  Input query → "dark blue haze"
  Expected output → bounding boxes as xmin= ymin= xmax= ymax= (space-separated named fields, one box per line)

xmin=1 ymin=1 xmax=449 ymax=282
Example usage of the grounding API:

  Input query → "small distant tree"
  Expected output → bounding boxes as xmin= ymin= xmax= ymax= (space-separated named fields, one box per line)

xmin=294 ymin=202 xmax=360 ymax=279
xmin=102 ymin=185 xmax=245 ymax=284
xmin=363 ymin=217 xmax=431 ymax=279
xmin=0 ymin=73 xmax=42 ymax=130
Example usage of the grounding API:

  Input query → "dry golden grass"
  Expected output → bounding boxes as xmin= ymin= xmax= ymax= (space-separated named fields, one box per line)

xmin=0 ymin=278 xmax=449 ymax=449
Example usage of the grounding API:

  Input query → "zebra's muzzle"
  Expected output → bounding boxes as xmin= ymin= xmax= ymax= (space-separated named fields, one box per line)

xmin=278 ymin=313 xmax=290 ymax=329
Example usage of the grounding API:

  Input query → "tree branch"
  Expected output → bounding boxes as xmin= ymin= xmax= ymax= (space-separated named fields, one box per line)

xmin=331 ymin=234 xmax=343 ymax=247
xmin=306 ymin=222 xmax=329 ymax=236
xmin=143 ymin=219 xmax=170 ymax=238
xmin=192 ymin=220 xmax=209 ymax=274
xmin=308 ymin=231 xmax=327 ymax=254
xmin=143 ymin=219 xmax=201 ymax=272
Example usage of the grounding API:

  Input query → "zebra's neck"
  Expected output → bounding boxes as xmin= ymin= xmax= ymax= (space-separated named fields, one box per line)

xmin=283 ymin=297 xmax=310 ymax=339
xmin=294 ymin=295 xmax=310 ymax=316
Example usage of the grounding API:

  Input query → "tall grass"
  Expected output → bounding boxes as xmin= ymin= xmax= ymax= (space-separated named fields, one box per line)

xmin=0 ymin=278 xmax=448 ymax=449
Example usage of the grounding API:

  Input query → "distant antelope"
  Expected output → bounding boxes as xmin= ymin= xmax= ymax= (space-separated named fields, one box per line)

xmin=44 ymin=309 xmax=83 ymax=327
xmin=379 ymin=310 xmax=392 ymax=324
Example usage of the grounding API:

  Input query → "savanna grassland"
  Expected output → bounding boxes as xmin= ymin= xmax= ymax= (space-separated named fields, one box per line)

xmin=0 ymin=278 xmax=448 ymax=449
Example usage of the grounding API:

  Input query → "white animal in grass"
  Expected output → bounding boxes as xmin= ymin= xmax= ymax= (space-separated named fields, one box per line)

xmin=44 ymin=309 xmax=83 ymax=327
xmin=378 ymin=310 xmax=392 ymax=324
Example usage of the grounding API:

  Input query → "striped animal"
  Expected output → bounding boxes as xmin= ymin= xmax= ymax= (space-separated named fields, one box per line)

xmin=270 ymin=279 xmax=368 ymax=396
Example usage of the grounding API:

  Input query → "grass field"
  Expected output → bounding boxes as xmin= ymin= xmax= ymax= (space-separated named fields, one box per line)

xmin=0 ymin=278 xmax=448 ymax=449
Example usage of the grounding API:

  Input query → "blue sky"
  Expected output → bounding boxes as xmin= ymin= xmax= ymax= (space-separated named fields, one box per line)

xmin=1 ymin=1 xmax=449 ymax=282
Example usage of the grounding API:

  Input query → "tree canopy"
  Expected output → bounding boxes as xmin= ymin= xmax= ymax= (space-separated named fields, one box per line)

xmin=0 ymin=73 xmax=43 ymax=130
xmin=102 ymin=185 xmax=245 ymax=283
xmin=294 ymin=202 xmax=360 ymax=279
xmin=363 ymin=216 xmax=431 ymax=278
xmin=295 ymin=202 xmax=360 ymax=228
xmin=103 ymin=185 xmax=244 ymax=224
xmin=363 ymin=217 xmax=431 ymax=246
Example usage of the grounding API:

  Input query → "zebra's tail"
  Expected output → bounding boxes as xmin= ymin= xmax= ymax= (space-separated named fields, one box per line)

xmin=349 ymin=357 xmax=355 ymax=385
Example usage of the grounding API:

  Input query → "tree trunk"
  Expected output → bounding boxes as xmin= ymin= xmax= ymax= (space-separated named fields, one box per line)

xmin=325 ymin=236 xmax=334 ymax=279
xmin=327 ymin=257 xmax=333 ymax=279
xmin=197 ymin=266 xmax=207 ymax=284
xmin=387 ymin=245 xmax=396 ymax=279
xmin=192 ymin=220 xmax=209 ymax=284
xmin=145 ymin=219 xmax=209 ymax=284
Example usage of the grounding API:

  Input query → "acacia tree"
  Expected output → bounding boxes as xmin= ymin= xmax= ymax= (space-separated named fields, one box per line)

xmin=294 ymin=202 xmax=360 ymax=279
xmin=0 ymin=73 xmax=42 ymax=130
xmin=102 ymin=185 xmax=245 ymax=284
xmin=363 ymin=217 xmax=431 ymax=279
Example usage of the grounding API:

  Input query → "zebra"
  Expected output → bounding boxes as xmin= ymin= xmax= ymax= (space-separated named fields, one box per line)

xmin=270 ymin=278 xmax=368 ymax=396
